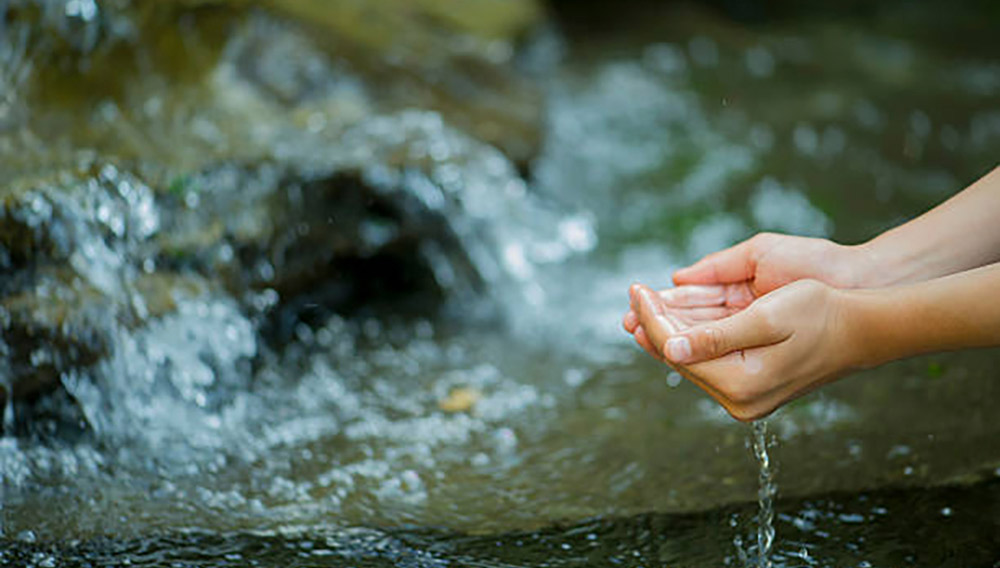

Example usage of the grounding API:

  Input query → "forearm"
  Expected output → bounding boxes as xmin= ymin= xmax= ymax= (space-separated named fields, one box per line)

xmin=853 ymin=165 xmax=1000 ymax=286
xmin=844 ymin=262 xmax=1000 ymax=368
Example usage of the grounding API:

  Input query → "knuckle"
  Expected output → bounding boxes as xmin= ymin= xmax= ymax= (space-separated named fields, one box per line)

xmin=751 ymin=232 xmax=776 ymax=247
xmin=749 ymin=304 xmax=780 ymax=337
xmin=699 ymin=326 xmax=727 ymax=357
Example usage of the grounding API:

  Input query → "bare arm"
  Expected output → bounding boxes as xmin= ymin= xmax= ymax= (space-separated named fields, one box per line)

xmin=846 ymin=262 xmax=1000 ymax=367
xmin=855 ymin=165 xmax=1000 ymax=286
xmin=666 ymin=165 xmax=1000 ymax=298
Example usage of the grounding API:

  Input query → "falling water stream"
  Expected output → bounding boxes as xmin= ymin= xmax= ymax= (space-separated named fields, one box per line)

xmin=751 ymin=419 xmax=776 ymax=568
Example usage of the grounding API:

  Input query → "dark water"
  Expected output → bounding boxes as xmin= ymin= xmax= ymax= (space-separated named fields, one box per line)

xmin=6 ymin=480 xmax=1000 ymax=566
xmin=2 ymin=1 xmax=1000 ymax=567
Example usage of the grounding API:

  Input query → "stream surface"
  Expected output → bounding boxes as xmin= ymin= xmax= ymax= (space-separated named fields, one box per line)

xmin=3 ymin=1 xmax=1000 ymax=567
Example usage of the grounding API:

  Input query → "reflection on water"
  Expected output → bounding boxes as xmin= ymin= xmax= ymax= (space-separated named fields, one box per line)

xmin=2 ymin=1 xmax=1000 ymax=566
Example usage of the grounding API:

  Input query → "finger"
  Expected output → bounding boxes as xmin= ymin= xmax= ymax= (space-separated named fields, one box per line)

xmin=668 ymin=306 xmax=739 ymax=323
xmin=623 ymin=310 xmax=639 ymax=333
xmin=628 ymin=283 xmax=647 ymax=313
xmin=658 ymin=285 xmax=727 ymax=307
xmin=661 ymin=307 xmax=788 ymax=365
xmin=634 ymin=285 xmax=684 ymax=358
xmin=634 ymin=326 xmax=665 ymax=361
xmin=672 ymin=239 xmax=756 ymax=286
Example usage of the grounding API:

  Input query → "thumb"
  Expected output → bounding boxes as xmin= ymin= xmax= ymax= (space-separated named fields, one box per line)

xmin=660 ymin=308 xmax=788 ymax=365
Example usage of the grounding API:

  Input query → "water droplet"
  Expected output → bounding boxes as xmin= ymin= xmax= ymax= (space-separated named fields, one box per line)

xmin=65 ymin=0 xmax=98 ymax=21
xmin=665 ymin=371 xmax=682 ymax=388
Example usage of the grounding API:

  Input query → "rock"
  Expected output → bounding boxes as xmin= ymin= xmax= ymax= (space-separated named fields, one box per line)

xmin=0 ymin=165 xmax=219 ymax=411
xmin=2 ymin=0 xmax=545 ymax=171
xmin=263 ymin=0 xmax=545 ymax=166
xmin=0 ymin=269 xmax=213 ymax=405
xmin=438 ymin=387 xmax=482 ymax=413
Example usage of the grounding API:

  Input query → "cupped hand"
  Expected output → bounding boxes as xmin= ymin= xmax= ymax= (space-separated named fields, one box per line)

xmin=624 ymin=280 xmax=859 ymax=421
xmin=622 ymin=233 xmax=864 ymax=343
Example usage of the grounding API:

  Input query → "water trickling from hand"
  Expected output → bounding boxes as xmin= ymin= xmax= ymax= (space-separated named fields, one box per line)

xmin=750 ymin=419 xmax=776 ymax=568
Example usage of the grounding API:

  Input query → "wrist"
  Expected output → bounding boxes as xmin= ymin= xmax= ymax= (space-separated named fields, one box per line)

xmin=854 ymin=230 xmax=952 ymax=288
xmin=845 ymin=240 xmax=897 ymax=288
xmin=834 ymin=287 xmax=892 ymax=370
xmin=825 ymin=241 xmax=887 ymax=289
xmin=836 ymin=285 xmax=922 ymax=371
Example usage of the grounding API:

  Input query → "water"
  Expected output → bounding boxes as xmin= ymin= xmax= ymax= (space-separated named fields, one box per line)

xmin=2 ymin=1 xmax=1000 ymax=566
xmin=750 ymin=420 xmax=776 ymax=568
xmin=1 ymin=378 xmax=12 ymax=436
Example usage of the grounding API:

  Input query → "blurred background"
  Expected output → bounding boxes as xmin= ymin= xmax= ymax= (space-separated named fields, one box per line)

xmin=1 ymin=1 xmax=999 ymax=566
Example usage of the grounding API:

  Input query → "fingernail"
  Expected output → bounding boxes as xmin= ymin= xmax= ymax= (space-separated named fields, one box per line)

xmin=666 ymin=337 xmax=692 ymax=363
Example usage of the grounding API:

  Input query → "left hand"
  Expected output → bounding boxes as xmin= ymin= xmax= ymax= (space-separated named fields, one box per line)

xmin=623 ymin=280 xmax=859 ymax=421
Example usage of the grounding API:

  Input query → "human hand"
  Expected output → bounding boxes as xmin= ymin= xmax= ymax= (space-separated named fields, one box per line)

xmin=622 ymin=284 xmax=743 ymax=362
xmin=621 ymin=234 xmax=864 ymax=343
xmin=672 ymin=232 xmax=868 ymax=305
xmin=625 ymin=280 xmax=859 ymax=421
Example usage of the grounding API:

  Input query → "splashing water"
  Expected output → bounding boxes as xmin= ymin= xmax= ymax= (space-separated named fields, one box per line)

xmin=1 ymin=341 xmax=12 ymax=436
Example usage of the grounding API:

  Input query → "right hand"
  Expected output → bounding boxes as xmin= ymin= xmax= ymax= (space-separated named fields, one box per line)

xmin=627 ymin=280 xmax=861 ymax=421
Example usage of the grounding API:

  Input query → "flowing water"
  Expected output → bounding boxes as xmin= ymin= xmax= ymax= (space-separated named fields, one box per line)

xmin=2 ymin=1 xmax=1000 ymax=567
xmin=750 ymin=420 xmax=776 ymax=568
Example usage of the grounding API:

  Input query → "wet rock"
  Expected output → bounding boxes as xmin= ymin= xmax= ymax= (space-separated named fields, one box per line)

xmin=263 ymin=0 xmax=545 ymax=166
xmin=0 ymin=269 xmax=212 ymax=404
xmin=438 ymin=387 xmax=482 ymax=413
xmin=2 ymin=0 xmax=545 ymax=169
xmin=0 ymin=273 xmax=114 ymax=404
xmin=0 ymin=165 xmax=223 ymax=409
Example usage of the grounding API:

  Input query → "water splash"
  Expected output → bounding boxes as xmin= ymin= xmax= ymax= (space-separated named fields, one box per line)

xmin=1 ymin=376 xmax=12 ymax=436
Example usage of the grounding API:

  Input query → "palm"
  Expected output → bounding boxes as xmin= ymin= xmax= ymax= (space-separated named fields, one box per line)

xmin=623 ymin=284 xmax=742 ymax=360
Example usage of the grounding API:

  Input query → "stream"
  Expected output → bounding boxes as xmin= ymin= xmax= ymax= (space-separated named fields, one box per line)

xmin=2 ymin=1 xmax=1000 ymax=567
